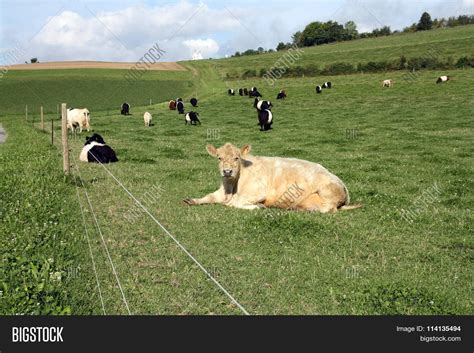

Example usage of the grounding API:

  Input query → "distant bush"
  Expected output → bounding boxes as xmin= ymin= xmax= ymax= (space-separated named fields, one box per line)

xmin=321 ymin=62 xmax=355 ymax=75
xmin=231 ymin=55 xmax=473 ymax=80
xmin=456 ymin=56 xmax=474 ymax=68
xmin=241 ymin=69 xmax=257 ymax=79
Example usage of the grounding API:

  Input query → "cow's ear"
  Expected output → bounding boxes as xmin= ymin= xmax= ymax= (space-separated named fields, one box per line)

xmin=206 ymin=144 xmax=218 ymax=157
xmin=240 ymin=144 xmax=251 ymax=155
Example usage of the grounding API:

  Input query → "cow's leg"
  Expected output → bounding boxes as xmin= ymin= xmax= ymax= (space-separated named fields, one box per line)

xmin=226 ymin=194 xmax=266 ymax=210
xmin=183 ymin=187 xmax=226 ymax=206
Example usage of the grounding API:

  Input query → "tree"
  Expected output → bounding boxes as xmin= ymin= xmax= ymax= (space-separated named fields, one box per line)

xmin=30 ymin=57 xmax=38 ymax=63
xmin=417 ymin=12 xmax=433 ymax=31
xmin=276 ymin=42 xmax=287 ymax=51
xmin=344 ymin=21 xmax=358 ymax=40
xmin=257 ymin=47 xmax=265 ymax=54
xmin=291 ymin=31 xmax=302 ymax=45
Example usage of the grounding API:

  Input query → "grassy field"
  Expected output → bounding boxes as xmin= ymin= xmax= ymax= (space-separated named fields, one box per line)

xmin=0 ymin=121 xmax=100 ymax=314
xmin=0 ymin=69 xmax=195 ymax=115
xmin=0 ymin=26 xmax=473 ymax=315
xmin=195 ymin=24 xmax=474 ymax=78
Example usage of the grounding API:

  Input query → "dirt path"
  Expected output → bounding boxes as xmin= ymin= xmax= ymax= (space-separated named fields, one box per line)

xmin=8 ymin=61 xmax=187 ymax=71
xmin=0 ymin=125 xmax=6 ymax=144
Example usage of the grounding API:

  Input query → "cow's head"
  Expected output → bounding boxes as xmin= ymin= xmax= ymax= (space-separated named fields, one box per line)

xmin=206 ymin=143 xmax=251 ymax=178
xmin=85 ymin=133 xmax=105 ymax=145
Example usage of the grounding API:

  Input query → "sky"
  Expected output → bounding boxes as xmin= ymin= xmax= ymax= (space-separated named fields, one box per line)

xmin=0 ymin=0 xmax=472 ymax=64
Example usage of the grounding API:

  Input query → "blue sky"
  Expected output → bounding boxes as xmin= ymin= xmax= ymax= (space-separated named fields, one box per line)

xmin=0 ymin=0 xmax=472 ymax=64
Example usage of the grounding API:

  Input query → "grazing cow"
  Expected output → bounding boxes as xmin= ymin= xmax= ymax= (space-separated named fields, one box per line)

xmin=276 ymin=89 xmax=287 ymax=99
xmin=183 ymin=143 xmax=361 ymax=213
xmin=316 ymin=85 xmax=322 ymax=94
xmin=120 ymin=102 xmax=130 ymax=115
xmin=169 ymin=100 xmax=177 ymax=110
xmin=238 ymin=88 xmax=244 ymax=96
xmin=67 ymin=108 xmax=90 ymax=134
xmin=254 ymin=98 xmax=272 ymax=111
xmin=249 ymin=86 xmax=262 ymax=97
xmin=436 ymin=75 xmax=450 ymax=84
xmin=190 ymin=98 xmax=198 ymax=107
xmin=243 ymin=88 xmax=249 ymax=96
xmin=185 ymin=111 xmax=201 ymax=125
xmin=177 ymin=101 xmax=185 ymax=114
xmin=144 ymin=112 xmax=152 ymax=127
xmin=79 ymin=133 xmax=118 ymax=163
xmin=258 ymin=109 xmax=273 ymax=131
xmin=382 ymin=79 xmax=393 ymax=88
xmin=322 ymin=82 xmax=332 ymax=89
xmin=228 ymin=89 xmax=235 ymax=96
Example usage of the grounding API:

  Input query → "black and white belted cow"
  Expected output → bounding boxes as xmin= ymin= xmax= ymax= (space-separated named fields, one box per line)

xmin=185 ymin=111 xmax=201 ymax=125
xmin=79 ymin=133 xmax=118 ymax=163
xmin=254 ymin=98 xmax=272 ymax=111
xmin=120 ymin=102 xmax=130 ymax=115
xmin=436 ymin=75 xmax=450 ymax=84
xmin=228 ymin=89 xmax=235 ymax=96
xmin=322 ymin=82 xmax=332 ymax=89
xmin=254 ymin=98 xmax=273 ymax=131
xmin=243 ymin=88 xmax=249 ymax=96
xmin=258 ymin=110 xmax=273 ymax=131
xmin=190 ymin=98 xmax=198 ymax=107
xmin=316 ymin=85 xmax=322 ymax=94
xmin=249 ymin=86 xmax=262 ymax=98
xmin=238 ymin=88 xmax=244 ymax=96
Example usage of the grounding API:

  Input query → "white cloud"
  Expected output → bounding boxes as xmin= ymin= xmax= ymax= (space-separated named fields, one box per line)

xmin=183 ymin=38 xmax=219 ymax=60
xmin=25 ymin=2 xmax=239 ymax=62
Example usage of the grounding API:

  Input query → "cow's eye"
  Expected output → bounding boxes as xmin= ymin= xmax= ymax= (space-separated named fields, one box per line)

xmin=218 ymin=157 xmax=222 ymax=161
xmin=234 ymin=157 xmax=239 ymax=161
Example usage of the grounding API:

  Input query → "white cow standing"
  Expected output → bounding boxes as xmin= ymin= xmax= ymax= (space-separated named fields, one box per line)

xmin=67 ymin=108 xmax=90 ymax=134
xmin=382 ymin=79 xmax=393 ymax=88
xmin=144 ymin=112 xmax=152 ymax=127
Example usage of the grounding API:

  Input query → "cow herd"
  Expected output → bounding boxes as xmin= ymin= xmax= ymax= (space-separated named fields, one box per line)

xmin=70 ymin=73 xmax=452 ymax=165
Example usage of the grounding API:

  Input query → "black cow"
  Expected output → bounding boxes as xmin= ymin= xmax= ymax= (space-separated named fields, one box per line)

xmin=185 ymin=111 xmax=201 ymax=125
xmin=238 ymin=88 xmax=244 ymax=96
xmin=120 ymin=102 xmax=130 ymax=115
xmin=190 ymin=98 xmax=198 ymax=107
xmin=80 ymin=134 xmax=118 ymax=163
xmin=276 ymin=90 xmax=287 ymax=99
xmin=243 ymin=88 xmax=249 ymax=96
xmin=177 ymin=101 xmax=185 ymax=114
xmin=322 ymin=82 xmax=332 ymax=89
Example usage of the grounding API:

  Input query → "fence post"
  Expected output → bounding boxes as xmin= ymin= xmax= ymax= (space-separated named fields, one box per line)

xmin=25 ymin=104 xmax=28 ymax=122
xmin=51 ymin=119 xmax=54 ymax=144
xmin=61 ymin=103 xmax=69 ymax=175
xmin=41 ymin=106 xmax=44 ymax=131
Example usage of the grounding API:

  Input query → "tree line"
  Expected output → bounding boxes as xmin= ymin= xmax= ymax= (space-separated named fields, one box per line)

xmin=231 ymin=12 xmax=474 ymax=57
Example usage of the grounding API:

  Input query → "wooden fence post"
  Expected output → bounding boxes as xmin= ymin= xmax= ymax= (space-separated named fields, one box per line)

xmin=41 ymin=106 xmax=44 ymax=131
xmin=25 ymin=104 xmax=28 ymax=122
xmin=61 ymin=103 xmax=69 ymax=175
xmin=51 ymin=119 xmax=54 ymax=144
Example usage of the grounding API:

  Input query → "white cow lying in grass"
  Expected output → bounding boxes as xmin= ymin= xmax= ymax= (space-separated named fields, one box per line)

xmin=67 ymin=108 xmax=90 ymax=134
xmin=184 ymin=143 xmax=361 ymax=213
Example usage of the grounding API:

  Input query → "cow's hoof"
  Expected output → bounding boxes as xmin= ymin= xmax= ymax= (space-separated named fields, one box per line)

xmin=183 ymin=198 xmax=196 ymax=205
